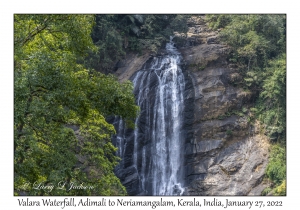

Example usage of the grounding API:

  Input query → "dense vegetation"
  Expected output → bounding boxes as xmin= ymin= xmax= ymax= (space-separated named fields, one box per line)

xmin=206 ymin=14 xmax=286 ymax=195
xmin=14 ymin=14 xmax=139 ymax=195
xmin=83 ymin=14 xmax=189 ymax=73
xmin=14 ymin=14 xmax=189 ymax=196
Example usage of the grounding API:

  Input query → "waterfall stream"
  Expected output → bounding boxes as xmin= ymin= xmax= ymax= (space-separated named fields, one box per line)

xmin=113 ymin=38 xmax=186 ymax=195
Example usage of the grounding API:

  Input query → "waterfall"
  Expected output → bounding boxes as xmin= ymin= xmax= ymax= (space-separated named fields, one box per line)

xmin=113 ymin=38 xmax=186 ymax=195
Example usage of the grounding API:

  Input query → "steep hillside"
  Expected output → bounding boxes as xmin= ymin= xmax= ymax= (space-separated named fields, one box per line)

xmin=113 ymin=15 xmax=272 ymax=195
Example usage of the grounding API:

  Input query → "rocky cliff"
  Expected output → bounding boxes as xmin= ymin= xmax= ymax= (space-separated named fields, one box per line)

xmin=113 ymin=15 xmax=270 ymax=196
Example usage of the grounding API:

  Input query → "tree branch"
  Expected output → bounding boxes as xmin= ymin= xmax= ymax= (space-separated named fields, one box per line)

xmin=22 ymin=18 xmax=50 ymax=46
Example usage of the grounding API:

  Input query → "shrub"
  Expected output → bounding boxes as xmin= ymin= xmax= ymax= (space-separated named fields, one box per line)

xmin=266 ymin=144 xmax=286 ymax=185
xmin=226 ymin=129 xmax=233 ymax=136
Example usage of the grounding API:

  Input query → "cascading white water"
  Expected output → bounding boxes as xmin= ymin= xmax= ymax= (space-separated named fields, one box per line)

xmin=114 ymin=37 xmax=185 ymax=195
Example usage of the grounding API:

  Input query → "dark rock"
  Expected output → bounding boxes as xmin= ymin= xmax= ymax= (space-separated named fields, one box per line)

xmin=117 ymin=166 xmax=140 ymax=195
xmin=207 ymin=36 xmax=219 ymax=44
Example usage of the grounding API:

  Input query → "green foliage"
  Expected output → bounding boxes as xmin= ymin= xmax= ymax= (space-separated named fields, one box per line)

xmin=168 ymin=15 xmax=190 ymax=36
xmin=188 ymin=62 xmax=206 ymax=72
xmin=207 ymin=15 xmax=285 ymax=80
xmin=226 ymin=129 xmax=233 ymax=136
xmin=139 ymin=15 xmax=179 ymax=38
xmin=265 ymin=144 xmax=286 ymax=195
xmin=207 ymin=16 xmax=286 ymax=195
xmin=217 ymin=108 xmax=245 ymax=120
xmin=255 ymin=55 xmax=286 ymax=141
xmin=138 ymin=37 xmax=165 ymax=54
xmin=262 ymin=182 xmax=286 ymax=196
xmin=273 ymin=180 xmax=286 ymax=196
xmin=217 ymin=115 xmax=225 ymax=120
xmin=14 ymin=14 xmax=138 ymax=195
xmin=198 ymin=65 xmax=205 ymax=71
xmin=206 ymin=15 xmax=232 ymax=30
xmin=85 ymin=15 xmax=189 ymax=73
xmin=83 ymin=15 xmax=126 ymax=73
xmin=261 ymin=187 xmax=272 ymax=196
xmin=129 ymin=14 xmax=189 ymax=49
xmin=207 ymin=15 xmax=286 ymax=143
xmin=266 ymin=144 xmax=286 ymax=185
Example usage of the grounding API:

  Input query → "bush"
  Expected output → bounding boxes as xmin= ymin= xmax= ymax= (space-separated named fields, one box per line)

xmin=273 ymin=180 xmax=286 ymax=196
xmin=261 ymin=187 xmax=272 ymax=196
xmin=266 ymin=144 xmax=286 ymax=185
xmin=226 ymin=129 xmax=233 ymax=136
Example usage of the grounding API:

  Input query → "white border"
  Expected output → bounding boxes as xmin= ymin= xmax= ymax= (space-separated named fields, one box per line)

xmin=1 ymin=0 xmax=298 ymax=209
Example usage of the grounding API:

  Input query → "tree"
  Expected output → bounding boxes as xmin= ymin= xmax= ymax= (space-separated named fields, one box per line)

xmin=84 ymin=14 xmax=190 ymax=74
xmin=257 ymin=54 xmax=286 ymax=142
xmin=14 ymin=14 xmax=138 ymax=195
xmin=207 ymin=15 xmax=285 ymax=72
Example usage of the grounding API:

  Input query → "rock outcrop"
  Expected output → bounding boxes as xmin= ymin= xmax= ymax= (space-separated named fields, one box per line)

xmin=115 ymin=52 xmax=151 ymax=83
xmin=112 ymin=15 xmax=270 ymax=196
xmin=178 ymin=15 xmax=270 ymax=196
